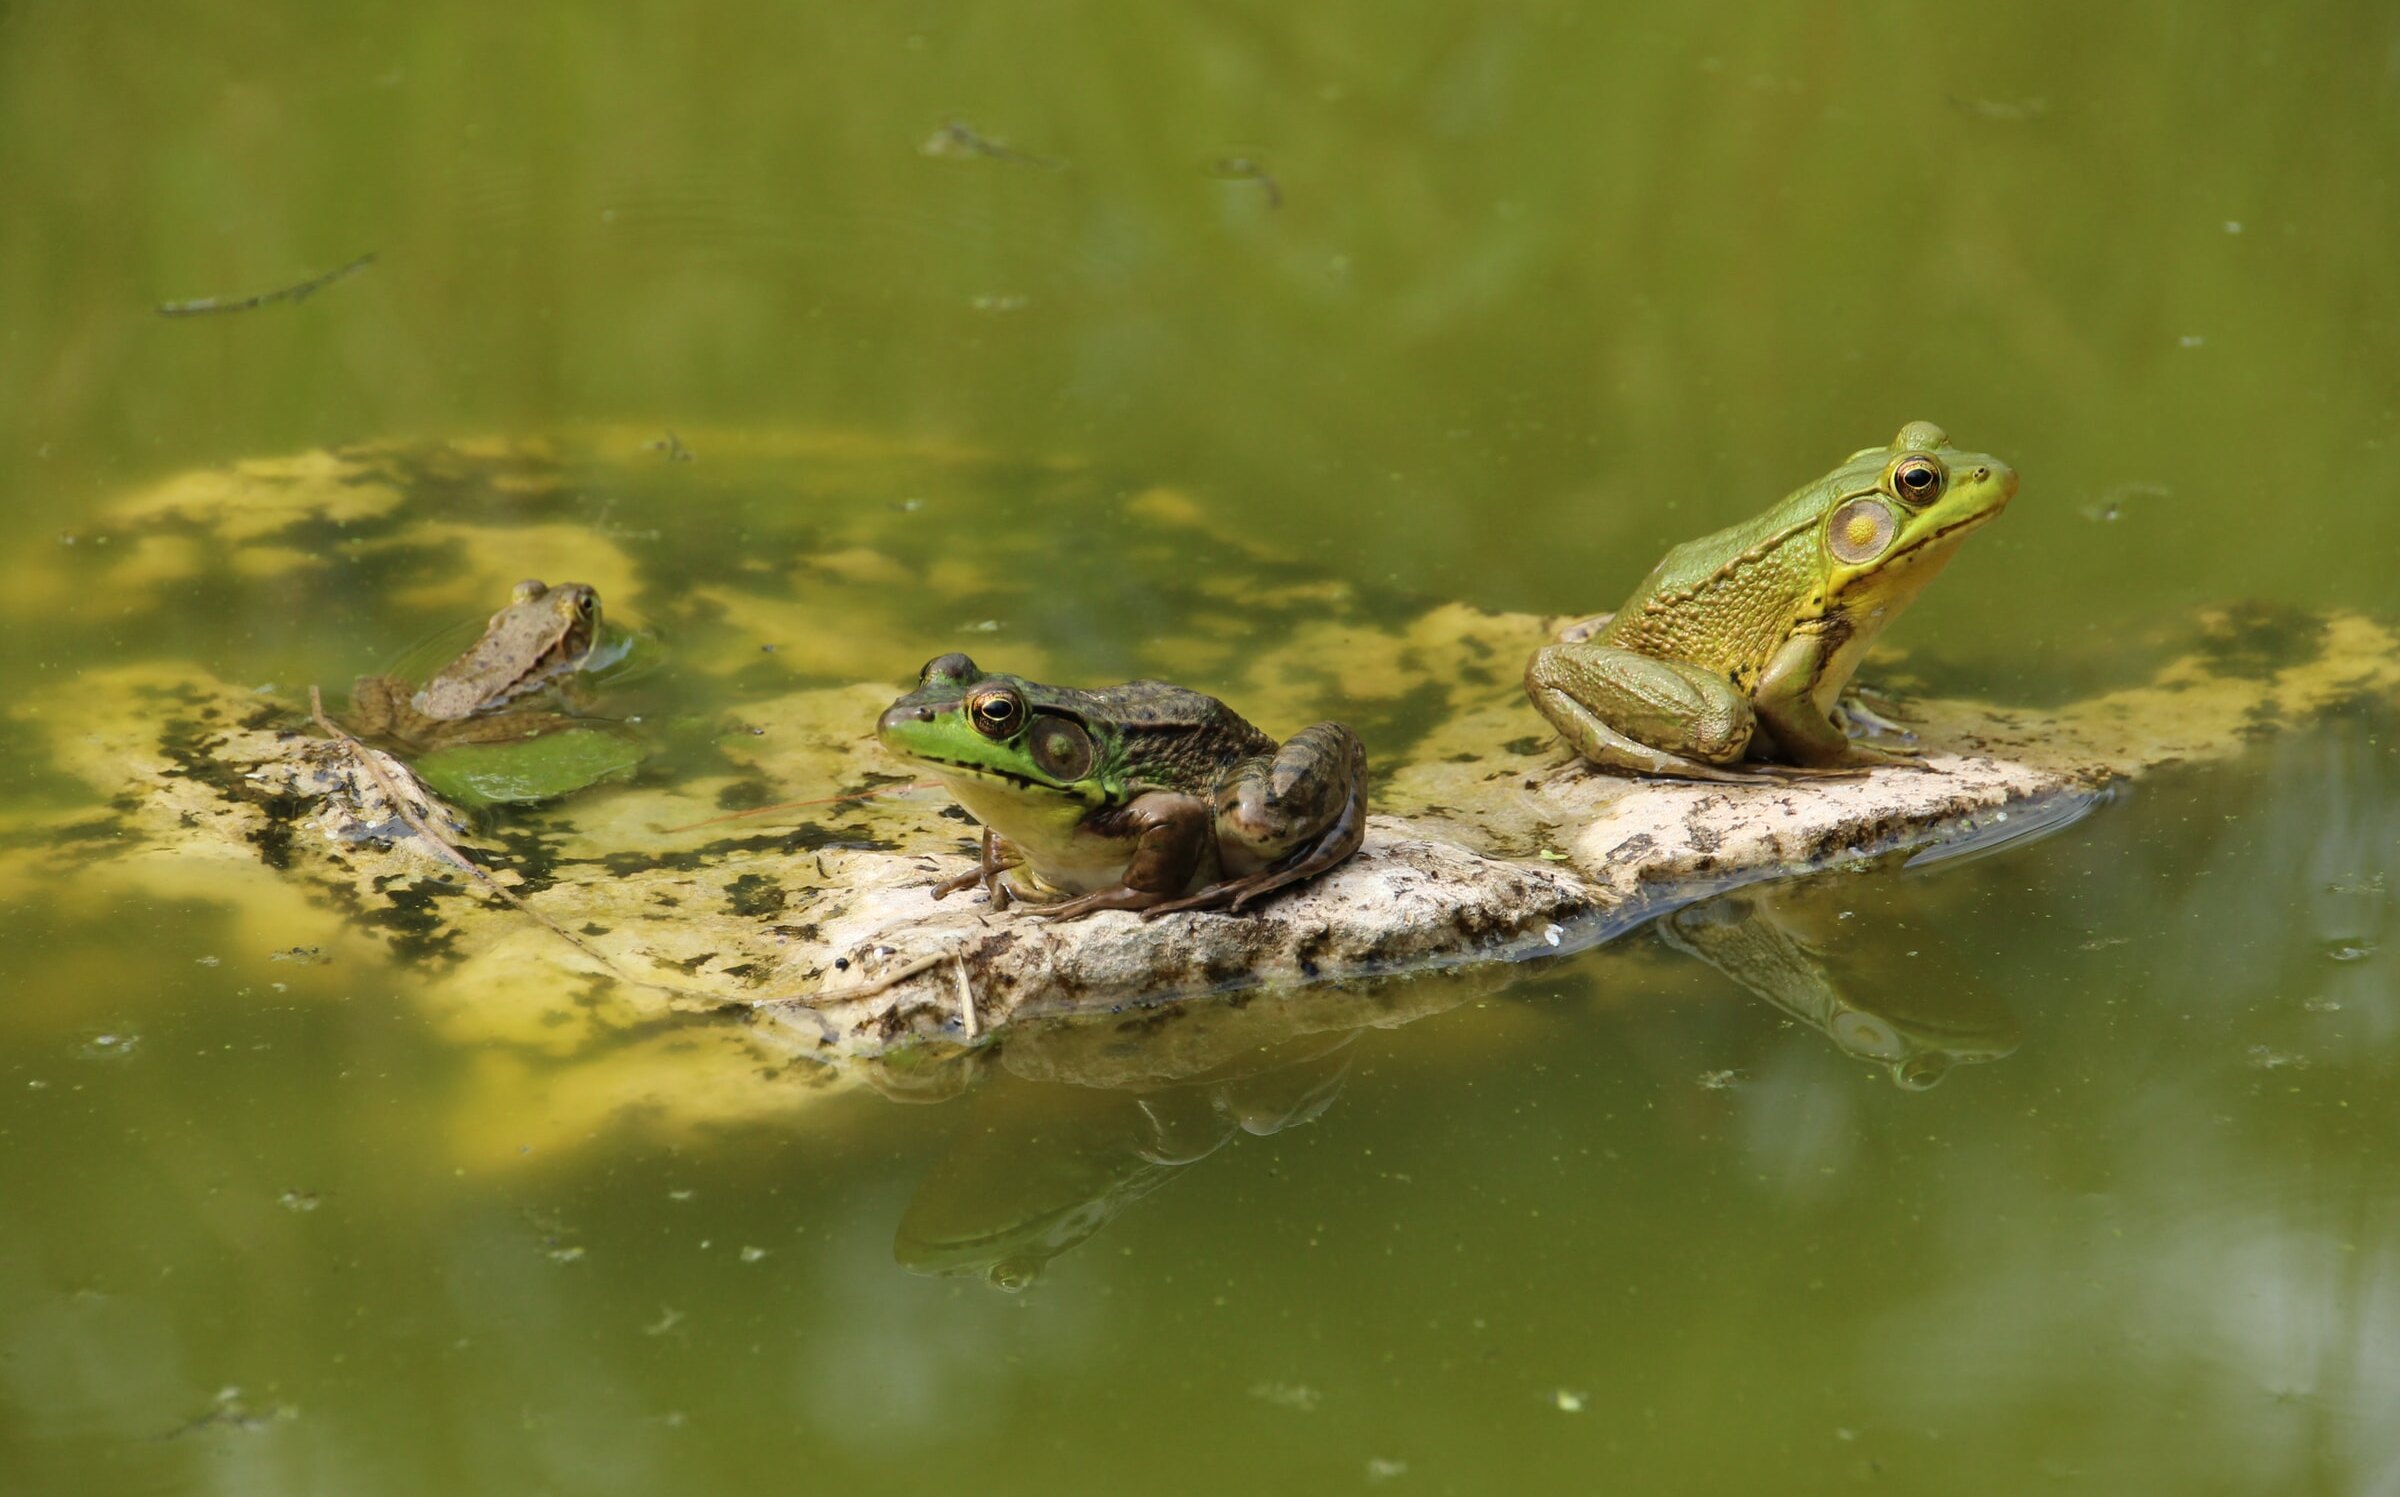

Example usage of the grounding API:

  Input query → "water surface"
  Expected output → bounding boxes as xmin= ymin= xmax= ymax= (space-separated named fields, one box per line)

xmin=2 ymin=3 xmax=2396 ymax=1493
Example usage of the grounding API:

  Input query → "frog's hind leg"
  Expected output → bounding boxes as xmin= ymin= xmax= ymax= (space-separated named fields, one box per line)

xmin=1144 ymin=722 xmax=1369 ymax=918
xmin=1524 ymin=643 xmax=1780 ymax=785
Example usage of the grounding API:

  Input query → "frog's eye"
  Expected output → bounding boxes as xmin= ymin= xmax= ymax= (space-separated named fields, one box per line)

xmin=1028 ymin=717 xmax=1095 ymax=781
xmin=1828 ymin=497 xmax=1899 ymax=564
xmin=1892 ymin=456 xmax=1945 ymax=503
xmin=968 ymin=687 xmax=1024 ymax=738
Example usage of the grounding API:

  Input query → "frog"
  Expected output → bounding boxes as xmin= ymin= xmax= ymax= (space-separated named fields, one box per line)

xmin=1524 ymin=422 xmax=2017 ymax=782
xmin=874 ymin=653 xmax=1368 ymax=919
xmin=344 ymin=579 xmax=602 ymax=751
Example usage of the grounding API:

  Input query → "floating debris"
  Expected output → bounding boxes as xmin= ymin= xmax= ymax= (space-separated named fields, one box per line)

xmin=2303 ymin=997 xmax=2343 ymax=1014
xmin=80 ymin=1031 xmax=138 ymax=1059
xmin=645 ymin=430 xmax=695 ymax=463
xmin=738 ymin=1245 xmax=769 ymax=1263
xmin=277 ymin=1189 xmax=321 ymax=1213
xmin=643 ymin=1306 xmax=686 ymax=1337
xmin=1550 ymin=1388 xmax=1588 ymax=1413
xmin=2326 ymin=941 xmax=2377 ymax=963
xmin=1947 ymin=94 xmax=2048 ymax=123
xmin=1365 ymin=1457 xmax=1410 ymax=1483
xmin=156 ymin=252 xmax=375 ymax=318
xmin=1697 ymin=1069 xmax=1743 ymax=1091
xmin=919 ymin=118 xmax=1065 ymax=170
xmin=1248 ymin=1381 xmax=1323 ymax=1412
xmin=157 ymin=1386 xmax=297 ymax=1440
xmin=270 ymin=946 xmax=327 ymax=965
xmin=2246 ymin=1045 xmax=2309 ymax=1071
xmin=969 ymin=293 xmax=1029 ymax=314
xmin=2078 ymin=482 xmax=2172 ymax=523
xmin=1208 ymin=155 xmax=1284 ymax=209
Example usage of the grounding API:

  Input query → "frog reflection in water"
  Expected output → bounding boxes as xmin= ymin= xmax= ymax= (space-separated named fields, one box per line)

xmin=1527 ymin=423 xmax=2017 ymax=782
xmin=1662 ymin=883 xmax=2020 ymax=1088
xmin=345 ymin=580 xmax=603 ymax=750
xmin=894 ymin=1037 xmax=1356 ymax=1290
xmin=875 ymin=654 xmax=1367 ymax=918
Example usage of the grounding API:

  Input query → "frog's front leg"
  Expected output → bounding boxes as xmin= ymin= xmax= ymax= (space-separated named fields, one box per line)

xmin=1025 ymin=793 xmax=1213 ymax=920
xmin=1753 ymin=628 xmax=1927 ymax=770
xmin=932 ymin=827 xmax=1021 ymax=910
xmin=1524 ymin=641 xmax=1779 ymax=784
xmin=1146 ymin=722 xmax=1368 ymax=917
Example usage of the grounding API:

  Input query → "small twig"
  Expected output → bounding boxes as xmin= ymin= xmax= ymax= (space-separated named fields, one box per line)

xmin=921 ymin=117 xmax=1066 ymax=170
xmin=158 ymin=252 xmax=376 ymax=318
xmin=952 ymin=953 xmax=980 ymax=1040
xmin=309 ymin=686 xmax=620 ymax=970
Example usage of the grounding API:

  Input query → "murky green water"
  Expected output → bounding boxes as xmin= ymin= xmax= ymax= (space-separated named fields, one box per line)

xmin=4 ymin=3 xmax=2397 ymax=1493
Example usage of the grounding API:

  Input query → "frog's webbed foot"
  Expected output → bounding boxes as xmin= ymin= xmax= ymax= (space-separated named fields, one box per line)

xmin=1144 ymin=723 xmax=1369 ymax=918
xmin=1832 ymin=689 xmax=1921 ymax=743
xmin=1025 ymin=885 xmax=1176 ymax=920
xmin=930 ymin=828 xmax=1016 ymax=910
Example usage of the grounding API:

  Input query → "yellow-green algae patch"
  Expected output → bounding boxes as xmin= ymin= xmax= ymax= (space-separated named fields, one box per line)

xmin=12 ymin=432 xmax=2397 ymax=1167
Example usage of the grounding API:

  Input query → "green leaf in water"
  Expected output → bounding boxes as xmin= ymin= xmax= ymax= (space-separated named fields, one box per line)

xmin=413 ymin=729 xmax=646 ymax=808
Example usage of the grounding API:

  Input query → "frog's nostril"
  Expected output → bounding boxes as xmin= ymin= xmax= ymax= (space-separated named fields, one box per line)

xmin=1974 ymin=466 xmax=1989 ymax=480
xmin=913 ymin=707 xmax=935 ymax=722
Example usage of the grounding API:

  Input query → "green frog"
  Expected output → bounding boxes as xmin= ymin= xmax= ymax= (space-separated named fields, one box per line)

xmin=874 ymin=653 xmax=1367 ymax=918
xmin=1525 ymin=423 xmax=2017 ymax=782
xmin=345 ymin=579 xmax=602 ymax=749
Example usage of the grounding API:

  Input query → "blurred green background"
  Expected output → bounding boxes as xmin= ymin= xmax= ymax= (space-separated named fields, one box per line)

xmin=2 ymin=2 xmax=2397 ymax=1494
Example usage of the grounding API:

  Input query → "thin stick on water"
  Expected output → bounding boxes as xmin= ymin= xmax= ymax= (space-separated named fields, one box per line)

xmin=158 ymin=253 xmax=377 ymax=318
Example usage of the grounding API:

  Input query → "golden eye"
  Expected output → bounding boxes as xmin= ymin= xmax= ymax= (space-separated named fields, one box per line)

xmin=969 ymin=688 xmax=1023 ymax=737
xmin=1893 ymin=457 xmax=1945 ymax=502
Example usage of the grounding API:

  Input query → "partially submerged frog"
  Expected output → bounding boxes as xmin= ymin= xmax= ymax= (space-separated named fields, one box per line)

xmin=346 ymin=579 xmax=602 ymax=749
xmin=875 ymin=654 xmax=1367 ymax=918
xmin=1526 ymin=423 xmax=2017 ymax=782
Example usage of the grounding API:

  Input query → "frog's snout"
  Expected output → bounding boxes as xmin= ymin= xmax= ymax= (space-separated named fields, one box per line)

xmin=879 ymin=703 xmax=937 ymax=737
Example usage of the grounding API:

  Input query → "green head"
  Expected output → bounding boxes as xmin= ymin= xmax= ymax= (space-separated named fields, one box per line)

xmin=1815 ymin=421 xmax=2017 ymax=604
xmin=876 ymin=653 xmax=1118 ymax=804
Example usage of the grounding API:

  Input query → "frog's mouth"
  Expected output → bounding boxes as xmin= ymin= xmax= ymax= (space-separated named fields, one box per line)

xmin=908 ymin=753 xmax=1114 ymax=807
xmin=910 ymin=755 xmax=1058 ymax=793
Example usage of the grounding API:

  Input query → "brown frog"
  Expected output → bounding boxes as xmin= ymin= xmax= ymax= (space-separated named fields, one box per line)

xmin=345 ymin=580 xmax=601 ymax=750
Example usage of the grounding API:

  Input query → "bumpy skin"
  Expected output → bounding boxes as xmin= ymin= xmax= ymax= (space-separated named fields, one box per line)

xmin=875 ymin=653 xmax=1368 ymax=919
xmin=1525 ymin=422 xmax=2016 ymax=782
xmin=411 ymin=579 xmax=600 ymax=720
xmin=344 ymin=579 xmax=601 ymax=750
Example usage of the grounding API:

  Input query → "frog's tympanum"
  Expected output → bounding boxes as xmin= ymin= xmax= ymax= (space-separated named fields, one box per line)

xmin=875 ymin=654 xmax=1367 ymax=919
xmin=345 ymin=580 xmax=602 ymax=750
xmin=1526 ymin=423 xmax=2016 ymax=782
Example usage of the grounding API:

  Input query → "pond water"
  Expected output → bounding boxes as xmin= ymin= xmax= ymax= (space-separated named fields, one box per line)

xmin=3 ymin=3 xmax=2397 ymax=1493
